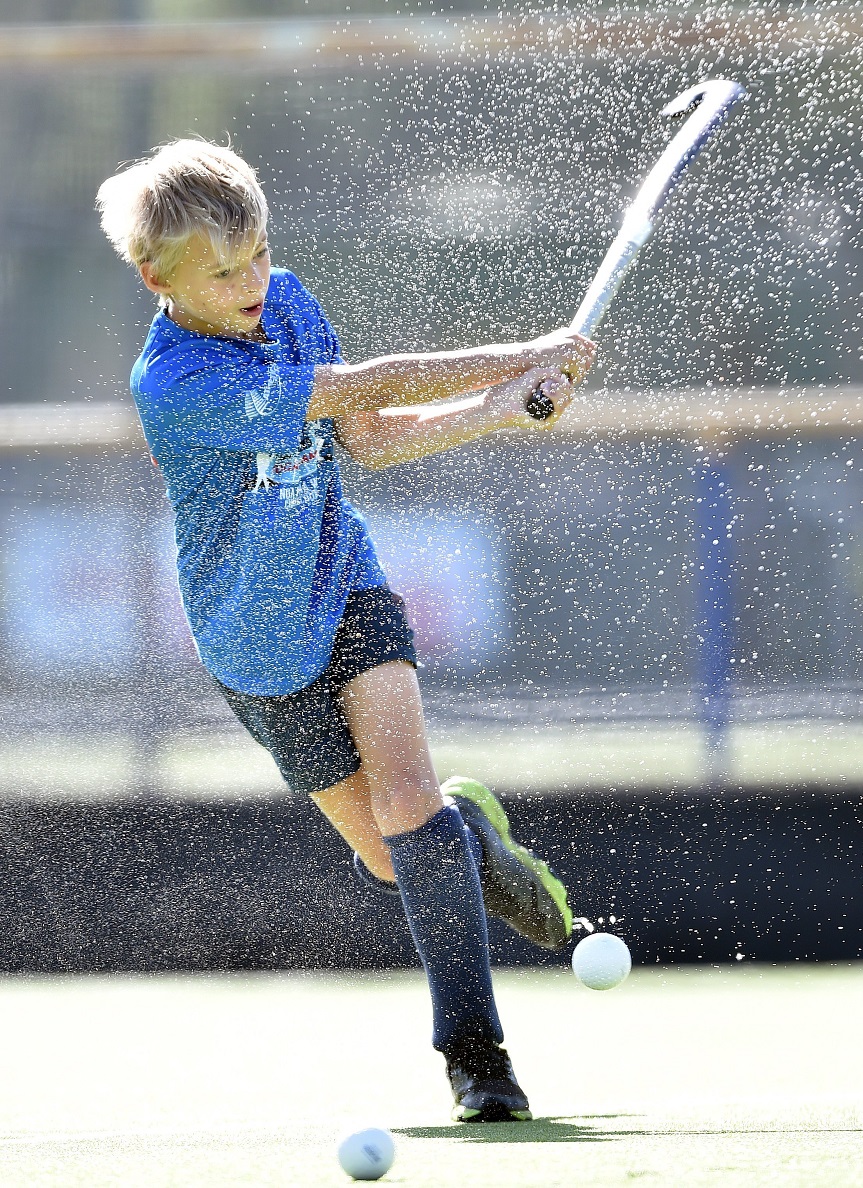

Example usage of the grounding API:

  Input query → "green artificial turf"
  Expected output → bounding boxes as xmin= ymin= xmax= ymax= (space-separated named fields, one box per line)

xmin=0 ymin=965 xmax=859 ymax=1186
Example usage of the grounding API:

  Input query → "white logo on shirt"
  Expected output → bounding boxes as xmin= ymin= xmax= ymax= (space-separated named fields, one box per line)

xmin=244 ymin=363 xmax=283 ymax=419
xmin=254 ymin=453 xmax=273 ymax=490
xmin=253 ymin=423 xmax=326 ymax=505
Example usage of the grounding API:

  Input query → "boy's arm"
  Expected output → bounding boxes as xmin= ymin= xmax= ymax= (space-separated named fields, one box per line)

xmin=307 ymin=331 xmax=595 ymax=421
xmin=335 ymin=368 xmax=577 ymax=471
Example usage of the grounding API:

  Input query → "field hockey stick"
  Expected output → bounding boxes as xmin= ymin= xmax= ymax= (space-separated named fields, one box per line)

xmin=526 ymin=78 xmax=748 ymax=420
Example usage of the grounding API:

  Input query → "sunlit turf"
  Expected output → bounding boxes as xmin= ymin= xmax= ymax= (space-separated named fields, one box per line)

xmin=0 ymin=966 xmax=859 ymax=1185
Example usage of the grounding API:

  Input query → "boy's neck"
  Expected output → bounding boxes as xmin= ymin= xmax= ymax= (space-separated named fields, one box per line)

xmin=235 ymin=320 xmax=271 ymax=344
xmin=166 ymin=304 xmax=270 ymax=343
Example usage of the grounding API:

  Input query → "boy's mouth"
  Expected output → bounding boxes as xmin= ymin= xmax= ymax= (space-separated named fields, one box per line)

xmin=240 ymin=301 xmax=264 ymax=318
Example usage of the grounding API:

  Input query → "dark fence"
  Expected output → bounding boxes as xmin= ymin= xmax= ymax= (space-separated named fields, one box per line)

xmin=0 ymin=788 xmax=859 ymax=972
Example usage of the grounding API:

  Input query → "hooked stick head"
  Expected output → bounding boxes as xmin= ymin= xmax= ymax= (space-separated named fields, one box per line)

xmin=661 ymin=78 xmax=748 ymax=120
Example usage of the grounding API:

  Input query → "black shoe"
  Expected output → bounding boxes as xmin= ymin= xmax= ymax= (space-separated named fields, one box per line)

xmin=444 ymin=1024 xmax=532 ymax=1123
xmin=444 ymin=776 xmax=573 ymax=951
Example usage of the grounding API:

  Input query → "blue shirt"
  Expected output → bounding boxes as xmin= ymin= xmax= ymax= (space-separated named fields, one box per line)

xmin=131 ymin=268 xmax=387 ymax=695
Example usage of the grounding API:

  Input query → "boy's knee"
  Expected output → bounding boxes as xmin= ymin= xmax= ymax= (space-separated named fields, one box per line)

xmin=371 ymin=780 xmax=443 ymax=837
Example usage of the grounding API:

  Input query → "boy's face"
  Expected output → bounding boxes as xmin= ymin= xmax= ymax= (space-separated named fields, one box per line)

xmin=142 ymin=232 xmax=271 ymax=338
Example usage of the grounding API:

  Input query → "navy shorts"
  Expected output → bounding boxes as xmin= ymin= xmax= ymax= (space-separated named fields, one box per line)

xmin=213 ymin=587 xmax=417 ymax=797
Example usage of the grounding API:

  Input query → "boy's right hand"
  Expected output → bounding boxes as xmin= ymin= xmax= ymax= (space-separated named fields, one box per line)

xmin=524 ymin=329 xmax=597 ymax=384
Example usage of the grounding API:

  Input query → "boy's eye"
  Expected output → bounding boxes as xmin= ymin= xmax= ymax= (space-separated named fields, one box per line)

xmin=256 ymin=246 xmax=269 ymax=259
xmin=215 ymin=268 xmax=231 ymax=279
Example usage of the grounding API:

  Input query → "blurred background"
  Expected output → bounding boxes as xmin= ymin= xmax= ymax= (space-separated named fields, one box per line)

xmin=0 ymin=0 xmax=861 ymax=971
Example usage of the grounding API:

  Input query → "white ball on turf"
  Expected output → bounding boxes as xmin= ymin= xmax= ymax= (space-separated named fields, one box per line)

xmin=572 ymin=932 xmax=632 ymax=990
xmin=337 ymin=1128 xmax=395 ymax=1181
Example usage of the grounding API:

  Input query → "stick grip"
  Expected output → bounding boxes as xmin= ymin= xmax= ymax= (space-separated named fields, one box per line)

xmin=525 ymin=383 xmax=556 ymax=421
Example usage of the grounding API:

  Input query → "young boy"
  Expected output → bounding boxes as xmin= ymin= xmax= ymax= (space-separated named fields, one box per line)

xmin=97 ymin=139 xmax=595 ymax=1122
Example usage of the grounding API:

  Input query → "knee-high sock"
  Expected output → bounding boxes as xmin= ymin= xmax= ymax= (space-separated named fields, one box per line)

xmin=384 ymin=804 xmax=502 ymax=1053
xmin=353 ymin=820 xmax=483 ymax=898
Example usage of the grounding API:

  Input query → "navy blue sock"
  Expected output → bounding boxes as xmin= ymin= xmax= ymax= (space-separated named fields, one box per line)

xmin=354 ymin=818 xmax=484 ymax=899
xmin=448 ymin=804 xmax=485 ymax=872
xmin=385 ymin=804 xmax=503 ymax=1053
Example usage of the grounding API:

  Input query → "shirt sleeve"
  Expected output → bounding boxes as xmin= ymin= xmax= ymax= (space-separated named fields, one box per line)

xmin=138 ymin=345 xmax=315 ymax=455
xmin=290 ymin=283 xmax=343 ymax=365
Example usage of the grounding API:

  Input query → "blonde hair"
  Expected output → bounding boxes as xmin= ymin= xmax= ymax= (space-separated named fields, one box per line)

xmin=96 ymin=138 xmax=268 ymax=283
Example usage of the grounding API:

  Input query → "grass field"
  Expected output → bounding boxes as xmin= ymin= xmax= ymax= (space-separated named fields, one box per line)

xmin=0 ymin=965 xmax=859 ymax=1186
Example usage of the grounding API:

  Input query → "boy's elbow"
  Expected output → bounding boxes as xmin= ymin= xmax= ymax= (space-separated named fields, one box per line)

xmin=336 ymin=414 xmax=396 ymax=471
xmin=310 ymin=362 xmax=362 ymax=420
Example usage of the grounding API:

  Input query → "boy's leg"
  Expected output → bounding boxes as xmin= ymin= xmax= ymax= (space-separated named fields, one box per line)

xmin=336 ymin=659 xmax=496 ymax=1049
xmin=311 ymin=584 xmax=571 ymax=949
xmin=443 ymin=777 xmax=573 ymax=950
xmin=214 ymin=653 xmax=536 ymax=1120
xmin=310 ymin=769 xmax=395 ymax=882
xmin=312 ymin=770 xmax=573 ymax=947
xmin=334 ymin=659 xmax=531 ymax=1122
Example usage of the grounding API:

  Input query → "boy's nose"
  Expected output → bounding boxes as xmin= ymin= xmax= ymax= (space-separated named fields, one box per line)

xmin=246 ymin=260 xmax=267 ymax=289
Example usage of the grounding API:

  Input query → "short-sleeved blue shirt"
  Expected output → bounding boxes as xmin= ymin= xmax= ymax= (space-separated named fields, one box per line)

xmin=131 ymin=268 xmax=387 ymax=695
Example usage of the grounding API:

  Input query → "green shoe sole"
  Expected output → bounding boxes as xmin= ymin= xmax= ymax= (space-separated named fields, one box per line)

xmin=453 ymin=1105 xmax=534 ymax=1123
xmin=441 ymin=775 xmax=573 ymax=941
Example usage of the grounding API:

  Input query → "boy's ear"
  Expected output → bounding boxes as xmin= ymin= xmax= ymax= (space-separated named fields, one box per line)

xmin=140 ymin=262 xmax=171 ymax=297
